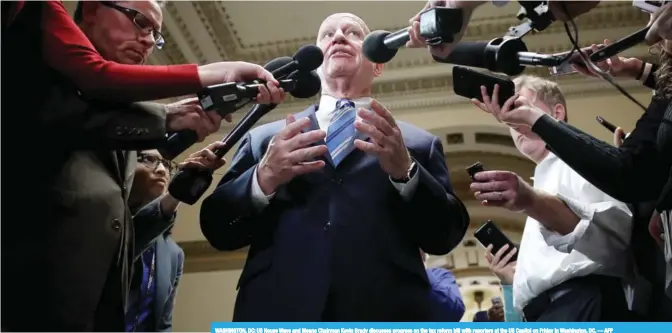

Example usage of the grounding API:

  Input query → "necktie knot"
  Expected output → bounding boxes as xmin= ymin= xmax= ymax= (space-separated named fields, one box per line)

xmin=336 ymin=99 xmax=355 ymax=110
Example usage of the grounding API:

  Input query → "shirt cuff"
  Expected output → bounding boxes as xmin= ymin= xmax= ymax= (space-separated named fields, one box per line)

xmin=539 ymin=192 xmax=592 ymax=252
xmin=251 ymin=166 xmax=275 ymax=210
xmin=389 ymin=166 xmax=420 ymax=201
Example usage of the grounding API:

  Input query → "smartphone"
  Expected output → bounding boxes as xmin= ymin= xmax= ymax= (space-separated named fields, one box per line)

xmin=633 ymin=1 xmax=668 ymax=13
xmin=596 ymin=116 xmax=618 ymax=132
xmin=474 ymin=220 xmax=518 ymax=262
xmin=452 ymin=66 xmax=515 ymax=107
xmin=549 ymin=46 xmax=599 ymax=76
xmin=466 ymin=161 xmax=485 ymax=180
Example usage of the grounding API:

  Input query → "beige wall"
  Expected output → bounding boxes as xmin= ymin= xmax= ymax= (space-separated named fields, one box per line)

xmin=173 ymin=269 xmax=242 ymax=331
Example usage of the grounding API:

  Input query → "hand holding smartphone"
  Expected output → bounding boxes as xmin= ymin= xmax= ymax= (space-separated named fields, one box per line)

xmin=474 ymin=220 xmax=518 ymax=262
xmin=466 ymin=161 xmax=485 ymax=180
xmin=596 ymin=116 xmax=626 ymax=140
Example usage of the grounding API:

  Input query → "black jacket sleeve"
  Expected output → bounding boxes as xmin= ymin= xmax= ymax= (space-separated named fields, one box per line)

xmin=533 ymin=95 xmax=670 ymax=203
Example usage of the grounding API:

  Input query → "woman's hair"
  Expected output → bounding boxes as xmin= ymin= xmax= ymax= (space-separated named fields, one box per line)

xmin=656 ymin=50 xmax=672 ymax=98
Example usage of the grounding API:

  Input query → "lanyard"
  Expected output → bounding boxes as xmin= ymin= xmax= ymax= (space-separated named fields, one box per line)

xmin=130 ymin=250 xmax=156 ymax=332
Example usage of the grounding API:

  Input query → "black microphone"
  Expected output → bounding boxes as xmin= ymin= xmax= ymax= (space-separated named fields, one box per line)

xmin=434 ymin=37 xmax=565 ymax=76
xmin=363 ymin=7 xmax=464 ymax=64
xmin=271 ymin=45 xmax=324 ymax=79
xmin=196 ymin=79 xmax=297 ymax=115
xmin=158 ymin=52 xmax=320 ymax=161
xmin=589 ymin=26 xmax=650 ymax=63
xmin=167 ymin=70 xmax=322 ymax=205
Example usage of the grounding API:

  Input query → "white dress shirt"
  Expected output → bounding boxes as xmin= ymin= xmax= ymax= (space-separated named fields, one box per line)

xmin=249 ymin=95 xmax=419 ymax=209
xmin=512 ymin=153 xmax=634 ymax=312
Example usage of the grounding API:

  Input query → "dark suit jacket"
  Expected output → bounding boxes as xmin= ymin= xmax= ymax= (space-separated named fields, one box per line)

xmin=200 ymin=105 xmax=469 ymax=321
xmin=154 ymin=235 xmax=184 ymax=332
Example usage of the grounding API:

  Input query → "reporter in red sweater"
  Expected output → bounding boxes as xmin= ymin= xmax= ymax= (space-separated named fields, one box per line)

xmin=1 ymin=1 xmax=285 ymax=331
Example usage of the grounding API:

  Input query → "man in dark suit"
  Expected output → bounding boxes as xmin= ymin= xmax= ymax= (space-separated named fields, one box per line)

xmin=1 ymin=1 xmax=283 ymax=331
xmin=200 ymin=13 xmax=470 ymax=321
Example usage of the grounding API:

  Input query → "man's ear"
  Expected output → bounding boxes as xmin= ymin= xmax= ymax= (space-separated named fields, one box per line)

xmin=552 ymin=103 xmax=567 ymax=122
xmin=373 ymin=63 xmax=384 ymax=78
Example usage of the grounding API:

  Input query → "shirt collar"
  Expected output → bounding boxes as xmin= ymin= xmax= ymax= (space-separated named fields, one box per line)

xmin=318 ymin=94 xmax=372 ymax=114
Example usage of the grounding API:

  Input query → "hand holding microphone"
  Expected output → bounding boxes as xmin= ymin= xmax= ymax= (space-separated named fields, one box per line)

xmin=165 ymin=97 xmax=225 ymax=143
xmin=167 ymin=48 xmax=324 ymax=205
xmin=197 ymin=61 xmax=285 ymax=103
xmin=406 ymin=1 xmax=478 ymax=59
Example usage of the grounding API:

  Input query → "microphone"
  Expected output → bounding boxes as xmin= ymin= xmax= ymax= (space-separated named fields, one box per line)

xmin=271 ymin=45 xmax=324 ymax=79
xmin=363 ymin=7 xmax=464 ymax=64
xmin=167 ymin=70 xmax=322 ymax=205
xmin=158 ymin=52 xmax=321 ymax=161
xmin=434 ymin=37 xmax=565 ymax=76
xmin=166 ymin=103 xmax=277 ymax=205
xmin=589 ymin=26 xmax=650 ymax=63
xmin=196 ymin=79 xmax=296 ymax=115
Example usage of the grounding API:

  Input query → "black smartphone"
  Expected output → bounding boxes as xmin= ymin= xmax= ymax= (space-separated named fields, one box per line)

xmin=474 ymin=220 xmax=518 ymax=262
xmin=466 ymin=161 xmax=485 ymax=180
xmin=452 ymin=66 xmax=515 ymax=107
xmin=596 ymin=116 xmax=626 ymax=140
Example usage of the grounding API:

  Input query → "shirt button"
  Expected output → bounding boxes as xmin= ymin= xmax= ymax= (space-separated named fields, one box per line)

xmin=324 ymin=221 xmax=331 ymax=231
xmin=112 ymin=219 xmax=122 ymax=230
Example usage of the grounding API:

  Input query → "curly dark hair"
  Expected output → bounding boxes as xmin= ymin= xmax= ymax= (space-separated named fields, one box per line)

xmin=656 ymin=50 xmax=672 ymax=98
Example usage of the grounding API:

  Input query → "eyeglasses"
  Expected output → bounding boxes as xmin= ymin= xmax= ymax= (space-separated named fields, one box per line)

xmin=137 ymin=154 xmax=177 ymax=174
xmin=100 ymin=1 xmax=166 ymax=49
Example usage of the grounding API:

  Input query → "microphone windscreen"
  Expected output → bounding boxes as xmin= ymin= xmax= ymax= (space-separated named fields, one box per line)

xmin=363 ymin=30 xmax=397 ymax=64
xmin=293 ymin=45 xmax=324 ymax=71
xmin=437 ymin=41 xmax=489 ymax=68
xmin=287 ymin=70 xmax=321 ymax=98
xmin=264 ymin=56 xmax=293 ymax=72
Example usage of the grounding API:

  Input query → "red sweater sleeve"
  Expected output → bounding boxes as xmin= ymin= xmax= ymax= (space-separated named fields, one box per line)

xmin=42 ymin=1 xmax=203 ymax=102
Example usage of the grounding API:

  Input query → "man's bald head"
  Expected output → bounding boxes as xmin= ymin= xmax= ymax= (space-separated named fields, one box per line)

xmin=316 ymin=12 xmax=382 ymax=98
xmin=317 ymin=13 xmax=371 ymax=43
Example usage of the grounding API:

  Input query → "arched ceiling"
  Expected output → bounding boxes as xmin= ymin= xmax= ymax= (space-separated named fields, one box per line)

xmin=144 ymin=1 xmax=654 ymax=131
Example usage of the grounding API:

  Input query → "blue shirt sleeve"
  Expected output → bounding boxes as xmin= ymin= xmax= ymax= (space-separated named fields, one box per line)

xmin=426 ymin=268 xmax=465 ymax=321
xmin=501 ymin=284 xmax=522 ymax=322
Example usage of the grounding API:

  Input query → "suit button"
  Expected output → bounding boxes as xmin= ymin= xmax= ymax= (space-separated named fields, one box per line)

xmin=324 ymin=221 xmax=331 ymax=231
xmin=332 ymin=178 xmax=342 ymax=184
xmin=112 ymin=219 xmax=121 ymax=230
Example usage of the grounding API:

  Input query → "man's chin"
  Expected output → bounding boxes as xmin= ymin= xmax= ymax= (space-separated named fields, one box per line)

xmin=118 ymin=54 xmax=145 ymax=65
xmin=326 ymin=65 xmax=357 ymax=78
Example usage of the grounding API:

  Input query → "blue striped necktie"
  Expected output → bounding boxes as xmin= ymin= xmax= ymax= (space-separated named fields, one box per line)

xmin=326 ymin=99 xmax=357 ymax=167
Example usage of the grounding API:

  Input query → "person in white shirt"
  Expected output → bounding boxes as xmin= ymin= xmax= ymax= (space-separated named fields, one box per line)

xmin=470 ymin=75 xmax=634 ymax=321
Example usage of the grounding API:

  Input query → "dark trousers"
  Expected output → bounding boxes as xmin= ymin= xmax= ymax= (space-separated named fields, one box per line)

xmin=522 ymin=275 xmax=630 ymax=322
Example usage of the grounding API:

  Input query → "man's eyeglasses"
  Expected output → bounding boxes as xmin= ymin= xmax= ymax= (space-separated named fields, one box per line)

xmin=100 ymin=1 xmax=166 ymax=49
xmin=137 ymin=154 xmax=177 ymax=174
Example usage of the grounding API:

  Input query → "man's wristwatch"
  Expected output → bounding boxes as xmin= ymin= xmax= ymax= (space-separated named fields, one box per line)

xmin=392 ymin=161 xmax=417 ymax=183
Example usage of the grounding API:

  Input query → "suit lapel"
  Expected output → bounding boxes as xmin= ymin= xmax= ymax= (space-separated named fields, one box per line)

xmin=154 ymin=238 xmax=171 ymax=324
